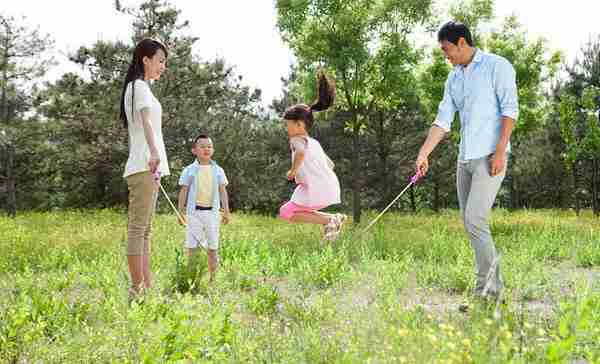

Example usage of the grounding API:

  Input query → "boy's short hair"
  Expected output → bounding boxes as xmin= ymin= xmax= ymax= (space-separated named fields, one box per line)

xmin=438 ymin=21 xmax=474 ymax=47
xmin=194 ymin=134 xmax=211 ymax=145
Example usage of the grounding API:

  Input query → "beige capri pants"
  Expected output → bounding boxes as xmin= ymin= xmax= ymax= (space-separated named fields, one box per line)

xmin=126 ymin=171 xmax=158 ymax=255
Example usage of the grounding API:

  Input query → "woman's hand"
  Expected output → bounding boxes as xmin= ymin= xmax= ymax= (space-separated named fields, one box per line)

xmin=149 ymin=152 xmax=160 ymax=173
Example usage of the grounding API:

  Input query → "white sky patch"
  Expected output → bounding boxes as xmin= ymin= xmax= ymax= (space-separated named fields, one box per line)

xmin=2 ymin=0 xmax=599 ymax=105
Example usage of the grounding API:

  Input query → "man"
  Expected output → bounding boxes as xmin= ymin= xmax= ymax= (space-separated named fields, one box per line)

xmin=415 ymin=21 xmax=518 ymax=309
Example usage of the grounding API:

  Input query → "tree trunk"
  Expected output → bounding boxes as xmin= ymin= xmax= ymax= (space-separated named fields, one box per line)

xmin=511 ymin=175 xmax=519 ymax=209
xmin=509 ymin=154 xmax=519 ymax=210
xmin=1 ymin=40 xmax=8 ymax=123
xmin=6 ymin=144 xmax=15 ymax=217
xmin=352 ymin=122 xmax=361 ymax=223
xmin=409 ymin=186 xmax=416 ymax=213
xmin=380 ymin=153 xmax=389 ymax=209
xmin=433 ymin=178 xmax=440 ymax=212
xmin=376 ymin=112 xmax=390 ymax=209
xmin=1 ymin=68 xmax=7 ymax=123
xmin=592 ymin=157 xmax=600 ymax=216
xmin=573 ymin=161 xmax=581 ymax=216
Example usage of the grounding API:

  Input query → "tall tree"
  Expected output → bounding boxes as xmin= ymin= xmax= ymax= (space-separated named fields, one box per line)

xmin=485 ymin=16 xmax=562 ymax=208
xmin=558 ymin=36 xmax=600 ymax=214
xmin=449 ymin=0 xmax=493 ymax=47
xmin=37 ymin=0 xmax=268 ymax=210
xmin=276 ymin=0 xmax=434 ymax=223
xmin=417 ymin=49 xmax=459 ymax=211
xmin=559 ymin=86 xmax=600 ymax=215
xmin=0 ymin=14 xmax=54 ymax=123
xmin=0 ymin=13 xmax=53 ymax=216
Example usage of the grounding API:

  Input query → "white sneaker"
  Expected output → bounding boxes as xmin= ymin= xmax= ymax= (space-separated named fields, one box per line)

xmin=323 ymin=219 xmax=338 ymax=241
xmin=334 ymin=213 xmax=347 ymax=234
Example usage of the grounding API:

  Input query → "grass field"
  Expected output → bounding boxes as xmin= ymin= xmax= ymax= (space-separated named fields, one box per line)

xmin=1 ymin=209 xmax=599 ymax=363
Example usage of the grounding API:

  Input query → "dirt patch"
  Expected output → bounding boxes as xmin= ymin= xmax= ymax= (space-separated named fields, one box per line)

xmin=218 ymin=263 xmax=599 ymax=325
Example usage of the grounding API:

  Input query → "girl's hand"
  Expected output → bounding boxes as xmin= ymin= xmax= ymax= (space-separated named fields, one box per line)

xmin=286 ymin=169 xmax=297 ymax=181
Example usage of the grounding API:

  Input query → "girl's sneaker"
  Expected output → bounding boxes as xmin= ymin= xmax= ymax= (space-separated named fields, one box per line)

xmin=334 ymin=213 xmax=347 ymax=235
xmin=323 ymin=218 xmax=339 ymax=241
xmin=324 ymin=214 xmax=347 ymax=242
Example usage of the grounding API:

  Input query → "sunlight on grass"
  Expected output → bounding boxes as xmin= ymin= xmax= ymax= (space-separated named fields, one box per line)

xmin=1 ymin=209 xmax=599 ymax=363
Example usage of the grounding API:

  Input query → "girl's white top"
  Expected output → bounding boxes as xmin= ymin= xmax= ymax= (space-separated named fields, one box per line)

xmin=123 ymin=80 xmax=170 ymax=178
xmin=290 ymin=135 xmax=340 ymax=207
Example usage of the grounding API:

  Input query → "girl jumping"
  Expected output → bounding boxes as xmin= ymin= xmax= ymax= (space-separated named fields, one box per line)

xmin=279 ymin=71 xmax=346 ymax=241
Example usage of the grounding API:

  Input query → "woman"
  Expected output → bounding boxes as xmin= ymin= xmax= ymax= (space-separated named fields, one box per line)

xmin=119 ymin=38 xmax=169 ymax=300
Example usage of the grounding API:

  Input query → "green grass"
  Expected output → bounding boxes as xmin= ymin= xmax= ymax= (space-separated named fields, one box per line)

xmin=1 ymin=209 xmax=599 ymax=363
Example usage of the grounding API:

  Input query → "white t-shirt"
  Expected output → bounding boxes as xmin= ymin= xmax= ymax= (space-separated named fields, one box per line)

xmin=123 ymin=80 xmax=170 ymax=178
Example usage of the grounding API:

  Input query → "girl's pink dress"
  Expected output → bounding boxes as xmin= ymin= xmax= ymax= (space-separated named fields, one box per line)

xmin=289 ymin=135 xmax=341 ymax=208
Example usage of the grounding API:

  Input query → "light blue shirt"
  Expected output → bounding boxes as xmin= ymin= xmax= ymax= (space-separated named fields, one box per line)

xmin=178 ymin=160 xmax=228 ymax=216
xmin=435 ymin=49 xmax=518 ymax=160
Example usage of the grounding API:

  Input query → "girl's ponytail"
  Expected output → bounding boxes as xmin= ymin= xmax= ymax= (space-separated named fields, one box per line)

xmin=283 ymin=70 xmax=336 ymax=130
xmin=309 ymin=71 xmax=335 ymax=112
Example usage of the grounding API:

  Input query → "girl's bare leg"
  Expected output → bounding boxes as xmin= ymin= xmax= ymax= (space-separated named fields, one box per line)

xmin=290 ymin=211 xmax=333 ymax=225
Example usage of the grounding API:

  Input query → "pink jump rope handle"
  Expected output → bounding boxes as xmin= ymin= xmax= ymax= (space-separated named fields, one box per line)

xmin=411 ymin=169 xmax=425 ymax=184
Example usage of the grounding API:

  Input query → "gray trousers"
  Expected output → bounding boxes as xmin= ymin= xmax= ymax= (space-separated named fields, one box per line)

xmin=457 ymin=156 xmax=506 ymax=297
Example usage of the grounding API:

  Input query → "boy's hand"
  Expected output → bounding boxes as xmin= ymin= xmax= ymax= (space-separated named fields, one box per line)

xmin=177 ymin=214 xmax=187 ymax=226
xmin=286 ymin=169 xmax=297 ymax=181
xmin=222 ymin=212 xmax=231 ymax=225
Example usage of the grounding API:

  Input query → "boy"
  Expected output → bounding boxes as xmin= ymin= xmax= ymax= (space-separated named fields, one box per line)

xmin=178 ymin=134 xmax=230 ymax=282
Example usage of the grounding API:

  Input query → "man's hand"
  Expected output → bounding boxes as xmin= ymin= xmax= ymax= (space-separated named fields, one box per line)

xmin=286 ymin=169 xmax=297 ymax=181
xmin=489 ymin=152 xmax=507 ymax=177
xmin=415 ymin=153 xmax=430 ymax=177
xmin=177 ymin=214 xmax=187 ymax=226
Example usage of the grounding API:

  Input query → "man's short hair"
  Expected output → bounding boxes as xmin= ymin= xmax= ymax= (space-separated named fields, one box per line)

xmin=438 ymin=21 xmax=474 ymax=47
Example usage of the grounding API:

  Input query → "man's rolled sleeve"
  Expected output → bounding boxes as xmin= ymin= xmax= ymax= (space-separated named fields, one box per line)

xmin=434 ymin=76 xmax=457 ymax=132
xmin=494 ymin=59 xmax=519 ymax=121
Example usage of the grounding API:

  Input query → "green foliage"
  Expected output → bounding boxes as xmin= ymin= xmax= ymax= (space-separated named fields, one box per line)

xmin=6 ymin=0 xmax=287 ymax=212
xmin=1 ymin=0 xmax=595 ymax=215
xmin=246 ymin=284 xmax=280 ymax=316
xmin=546 ymin=293 xmax=600 ymax=363
xmin=0 ymin=13 xmax=55 ymax=122
xmin=449 ymin=0 xmax=494 ymax=46
xmin=1 ymin=210 xmax=600 ymax=362
xmin=170 ymin=247 xmax=208 ymax=295
xmin=295 ymin=245 xmax=348 ymax=289
xmin=486 ymin=15 xmax=562 ymax=142
xmin=559 ymin=86 xmax=600 ymax=168
xmin=276 ymin=0 xmax=435 ymax=222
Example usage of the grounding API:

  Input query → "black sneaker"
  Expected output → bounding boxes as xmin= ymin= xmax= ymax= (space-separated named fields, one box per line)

xmin=458 ymin=295 xmax=505 ymax=313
